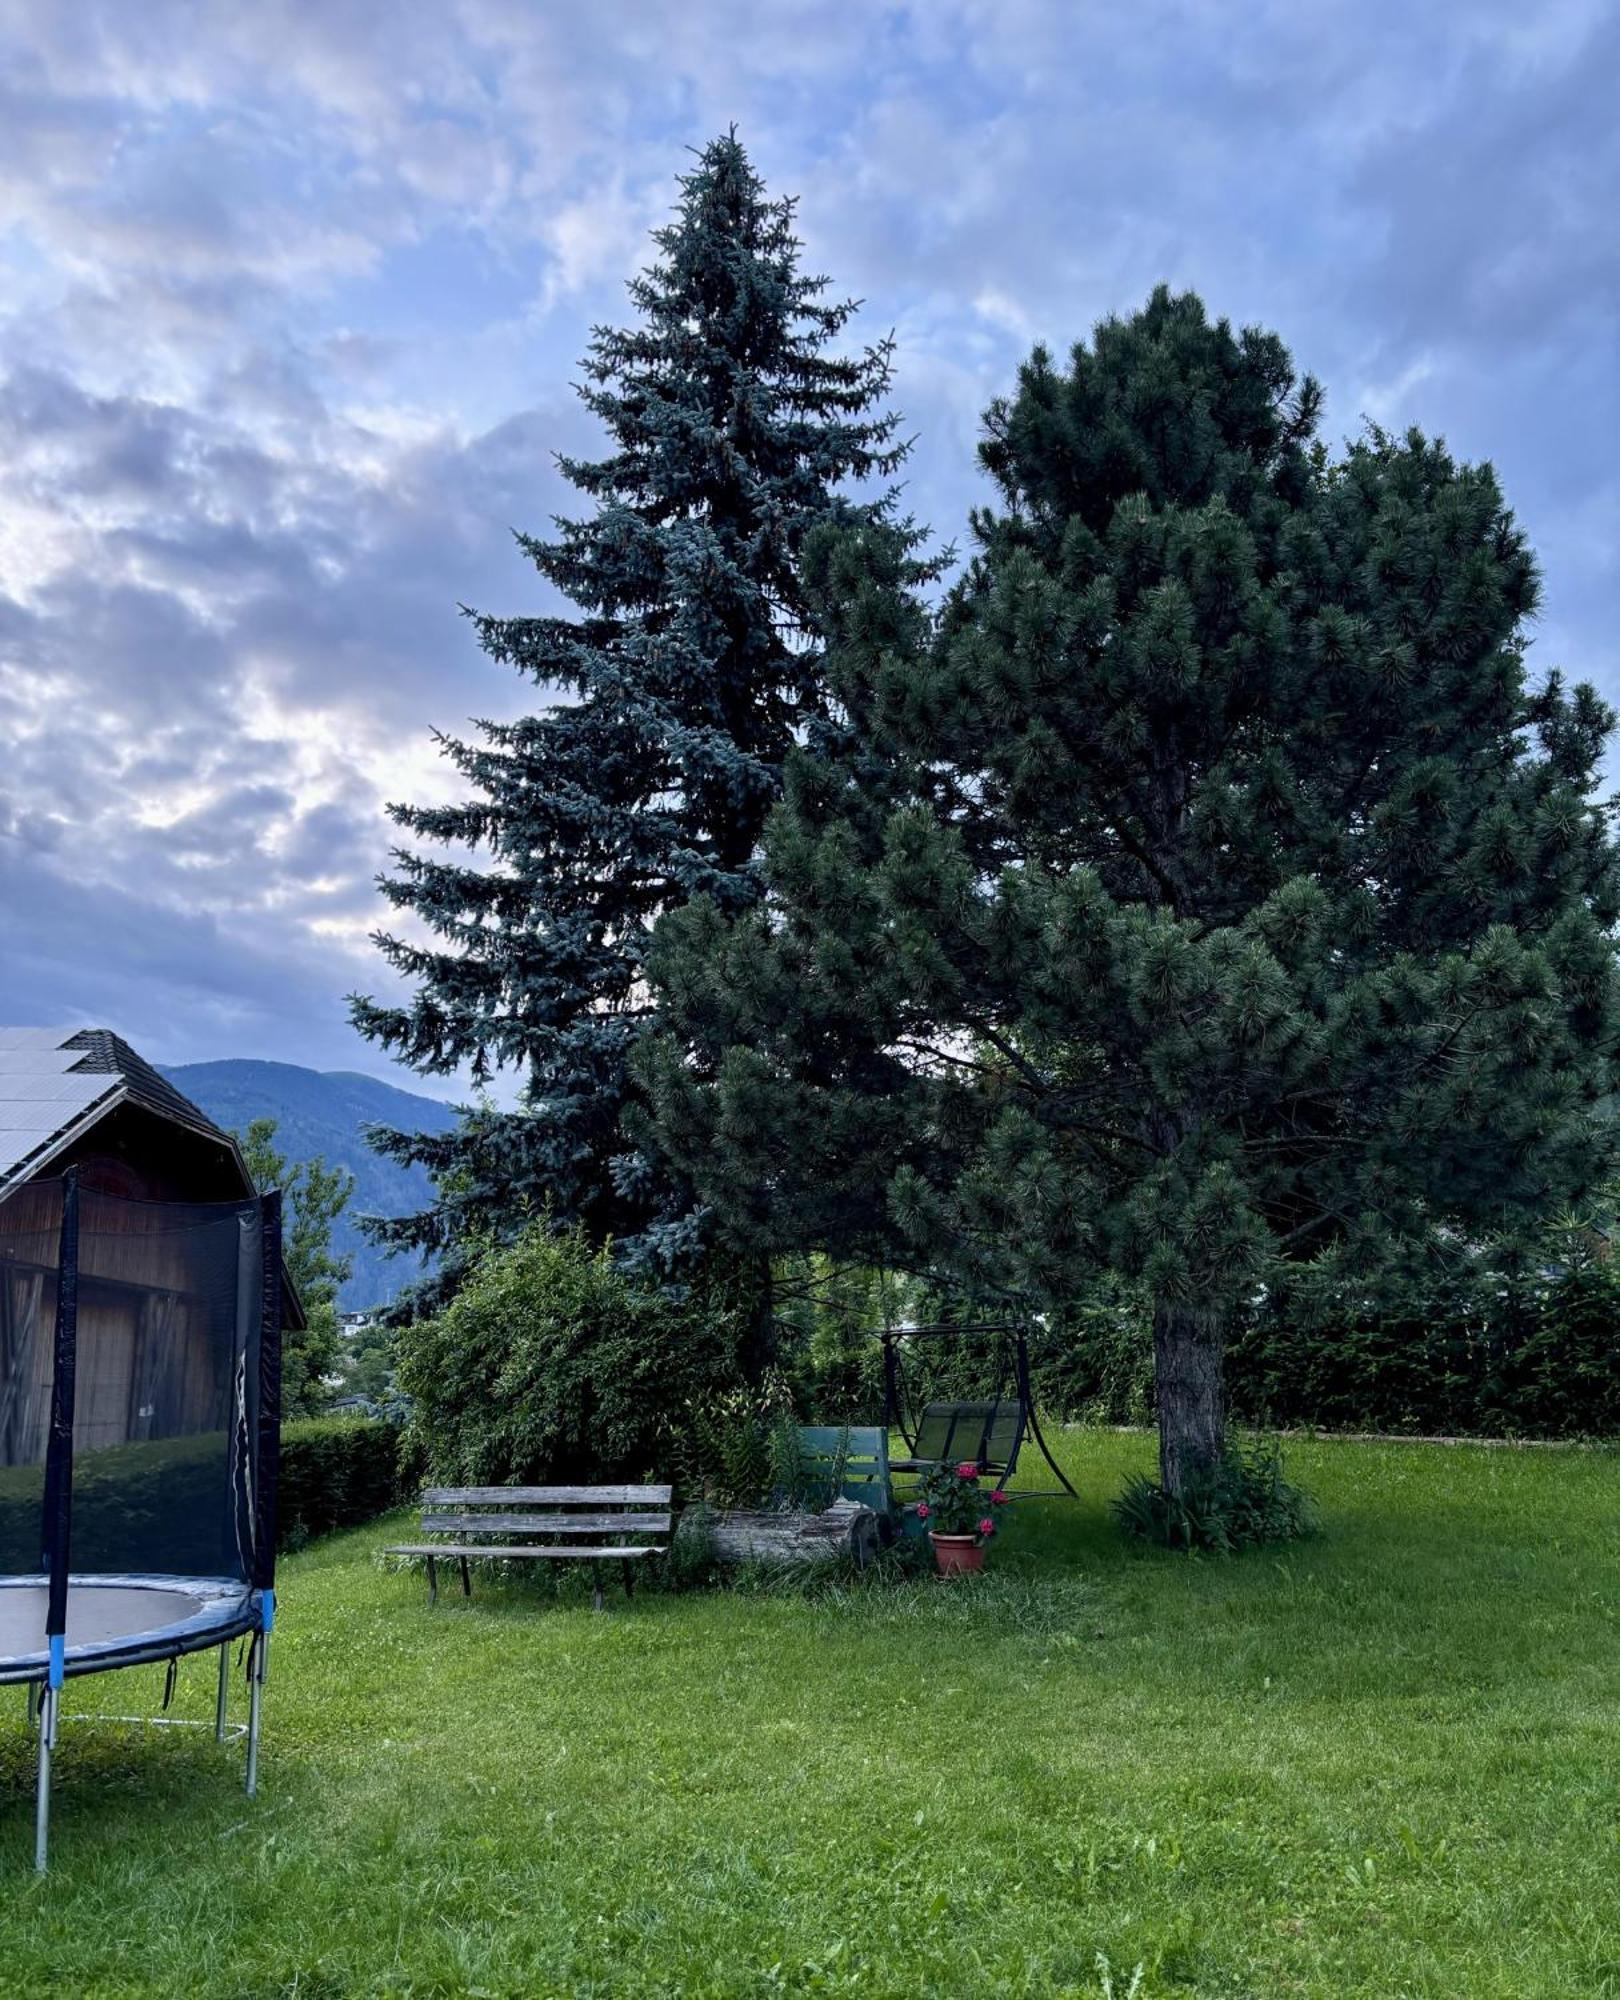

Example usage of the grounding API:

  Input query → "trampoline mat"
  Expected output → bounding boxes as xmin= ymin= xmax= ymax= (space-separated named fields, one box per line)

xmin=0 ymin=1576 xmax=258 ymax=1683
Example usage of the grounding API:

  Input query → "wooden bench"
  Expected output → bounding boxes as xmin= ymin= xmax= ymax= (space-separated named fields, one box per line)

xmin=386 ymin=1485 xmax=672 ymax=1610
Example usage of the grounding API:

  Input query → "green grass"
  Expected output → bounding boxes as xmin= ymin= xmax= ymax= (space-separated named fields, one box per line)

xmin=2 ymin=1431 xmax=1616 ymax=1997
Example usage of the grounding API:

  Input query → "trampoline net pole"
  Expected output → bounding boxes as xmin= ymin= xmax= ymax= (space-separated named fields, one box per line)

xmin=35 ymin=1683 xmax=57 ymax=1872
xmin=253 ymin=1190 xmax=282 ymax=1599
xmin=246 ymin=1185 xmax=280 ymax=1800
xmin=43 ymin=1171 xmax=80 ymax=1662
xmin=246 ymin=1633 xmax=265 ymax=1796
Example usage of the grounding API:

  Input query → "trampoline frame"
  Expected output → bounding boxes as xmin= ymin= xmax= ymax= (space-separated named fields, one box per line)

xmin=1 ymin=1173 xmax=282 ymax=1869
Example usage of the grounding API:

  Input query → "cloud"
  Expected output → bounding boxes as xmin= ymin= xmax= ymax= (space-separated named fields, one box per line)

xmin=0 ymin=0 xmax=1612 ymax=1083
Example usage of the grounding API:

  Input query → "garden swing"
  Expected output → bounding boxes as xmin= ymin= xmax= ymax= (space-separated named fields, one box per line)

xmin=879 ymin=1321 xmax=1078 ymax=1498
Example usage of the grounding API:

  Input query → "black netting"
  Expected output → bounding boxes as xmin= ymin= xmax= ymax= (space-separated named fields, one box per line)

xmin=70 ymin=1187 xmax=264 ymax=1579
xmin=0 ymin=1179 xmax=274 ymax=1595
xmin=0 ymin=1180 xmax=62 ymax=1576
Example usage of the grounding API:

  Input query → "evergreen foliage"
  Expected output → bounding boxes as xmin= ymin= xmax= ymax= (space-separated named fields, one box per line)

xmin=643 ymin=288 xmax=1620 ymax=1498
xmin=1225 ymin=1255 xmax=1620 ymax=1438
xmin=351 ymin=132 xmax=910 ymax=1284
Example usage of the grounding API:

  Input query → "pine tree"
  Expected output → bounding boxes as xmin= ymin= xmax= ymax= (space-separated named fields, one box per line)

xmin=351 ymin=133 xmax=909 ymax=1283
xmin=643 ymin=288 xmax=1620 ymax=1497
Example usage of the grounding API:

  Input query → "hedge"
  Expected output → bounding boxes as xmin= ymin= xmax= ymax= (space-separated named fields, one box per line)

xmin=1223 ymin=1267 xmax=1620 ymax=1439
xmin=278 ymin=1417 xmax=403 ymax=1547
xmin=0 ymin=1418 xmax=402 ymax=1573
xmin=1022 ymin=1265 xmax=1620 ymax=1440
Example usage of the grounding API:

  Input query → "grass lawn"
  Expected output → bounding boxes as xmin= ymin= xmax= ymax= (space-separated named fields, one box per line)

xmin=1 ymin=1430 xmax=1615 ymax=1998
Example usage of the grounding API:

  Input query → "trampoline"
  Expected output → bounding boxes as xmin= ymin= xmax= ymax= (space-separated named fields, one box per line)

xmin=0 ymin=1172 xmax=282 ymax=1869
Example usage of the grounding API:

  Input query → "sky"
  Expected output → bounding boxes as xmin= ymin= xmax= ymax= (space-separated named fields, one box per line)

xmin=0 ymin=0 xmax=1614 ymax=1096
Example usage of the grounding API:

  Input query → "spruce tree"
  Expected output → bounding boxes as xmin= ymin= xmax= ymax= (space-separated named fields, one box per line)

xmin=643 ymin=288 xmax=1620 ymax=1496
xmin=351 ymin=133 xmax=908 ymax=1283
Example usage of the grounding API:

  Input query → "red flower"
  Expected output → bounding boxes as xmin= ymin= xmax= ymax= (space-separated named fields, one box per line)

xmin=990 ymin=1489 xmax=1008 ymax=1506
xmin=977 ymin=1517 xmax=996 ymax=1538
xmin=955 ymin=1460 xmax=981 ymax=1480
xmin=915 ymin=1502 xmax=931 ymax=1520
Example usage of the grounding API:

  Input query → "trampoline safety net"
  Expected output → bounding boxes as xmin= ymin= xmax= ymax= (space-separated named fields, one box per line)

xmin=0 ymin=1175 xmax=281 ymax=1603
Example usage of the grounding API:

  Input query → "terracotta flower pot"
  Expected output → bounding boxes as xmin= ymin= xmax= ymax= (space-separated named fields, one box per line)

xmin=929 ymin=1531 xmax=986 ymax=1577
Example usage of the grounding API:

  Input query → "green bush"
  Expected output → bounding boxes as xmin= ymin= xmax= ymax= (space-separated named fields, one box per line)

xmin=1112 ymin=1438 xmax=1317 ymax=1554
xmin=0 ymin=1432 xmax=233 ymax=1576
xmin=279 ymin=1417 xmax=402 ymax=1547
xmin=396 ymin=1224 xmax=751 ymax=1487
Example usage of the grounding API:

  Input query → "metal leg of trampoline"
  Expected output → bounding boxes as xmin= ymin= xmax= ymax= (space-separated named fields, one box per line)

xmin=245 ymin=1634 xmax=266 ymax=1798
xmin=215 ymin=1643 xmax=230 ymax=1743
xmin=35 ymin=1685 xmax=58 ymax=1874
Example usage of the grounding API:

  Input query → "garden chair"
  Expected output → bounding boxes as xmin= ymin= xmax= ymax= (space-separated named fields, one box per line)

xmin=796 ymin=1425 xmax=893 ymax=1516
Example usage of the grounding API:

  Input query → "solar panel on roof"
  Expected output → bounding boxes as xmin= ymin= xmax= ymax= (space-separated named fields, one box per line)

xmin=0 ymin=1027 xmax=81 ymax=1051
xmin=0 ymin=1076 xmax=96 ymax=1101
xmin=0 ymin=1025 xmax=234 ymax=1197
xmin=0 ymin=1030 xmax=121 ymax=1186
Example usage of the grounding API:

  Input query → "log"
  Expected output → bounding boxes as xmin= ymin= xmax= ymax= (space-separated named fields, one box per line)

xmin=695 ymin=1497 xmax=880 ymax=1568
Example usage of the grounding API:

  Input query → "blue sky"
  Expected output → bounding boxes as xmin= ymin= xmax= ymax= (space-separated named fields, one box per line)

xmin=0 ymin=0 xmax=1614 ymax=1092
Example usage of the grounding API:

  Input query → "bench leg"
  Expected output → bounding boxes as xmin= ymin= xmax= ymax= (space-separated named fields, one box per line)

xmin=426 ymin=1554 xmax=438 ymax=1607
xmin=460 ymin=1556 xmax=472 ymax=1599
xmin=591 ymin=1561 xmax=604 ymax=1613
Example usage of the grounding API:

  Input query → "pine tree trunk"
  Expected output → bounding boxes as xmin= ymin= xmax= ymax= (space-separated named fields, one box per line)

xmin=745 ymin=1255 xmax=776 ymax=1376
xmin=1153 ymin=1298 xmax=1226 ymax=1497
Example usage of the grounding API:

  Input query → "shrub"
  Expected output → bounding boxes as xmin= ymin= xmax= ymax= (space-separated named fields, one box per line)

xmin=279 ymin=1417 xmax=402 ymax=1547
xmin=1112 ymin=1438 xmax=1316 ymax=1554
xmin=396 ymin=1224 xmax=751 ymax=1487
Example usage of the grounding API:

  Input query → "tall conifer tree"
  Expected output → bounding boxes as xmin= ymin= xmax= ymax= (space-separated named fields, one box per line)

xmin=352 ymin=134 xmax=908 ymax=1281
xmin=644 ymin=289 xmax=1620 ymax=1496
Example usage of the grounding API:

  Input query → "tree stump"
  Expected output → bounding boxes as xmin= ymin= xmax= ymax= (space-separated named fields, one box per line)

xmin=696 ymin=1496 xmax=880 ymax=1568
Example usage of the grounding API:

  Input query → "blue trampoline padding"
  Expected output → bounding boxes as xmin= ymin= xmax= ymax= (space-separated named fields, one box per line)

xmin=0 ymin=1576 xmax=262 ymax=1686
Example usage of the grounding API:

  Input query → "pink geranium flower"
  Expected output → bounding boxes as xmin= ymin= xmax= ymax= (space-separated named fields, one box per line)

xmin=978 ymin=1517 xmax=996 ymax=1537
xmin=955 ymin=1460 xmax=981 ymax=1479
xmin=990 ymin=1489 xmax=1008 ymax=1505
xmin=915 ymin=1502 xmax=931 ymax=1520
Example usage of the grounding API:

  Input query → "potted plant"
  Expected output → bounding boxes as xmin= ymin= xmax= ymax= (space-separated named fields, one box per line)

xmin=915 ymin=1460 xmax=1007 ymax=1575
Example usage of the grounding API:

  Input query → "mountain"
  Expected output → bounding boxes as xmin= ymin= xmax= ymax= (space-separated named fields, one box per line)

xmin=162 ymin=1059 xmax=459 ymax=1310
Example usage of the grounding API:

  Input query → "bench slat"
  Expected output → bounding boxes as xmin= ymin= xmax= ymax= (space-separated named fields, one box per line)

xmin=420 ymin=1511 xmax=671 ymax=1536
xmin=386 ymin=1543 xmax=657 ymax=1561
xmin=422 ymin=1485 xmax=672 ymax=1506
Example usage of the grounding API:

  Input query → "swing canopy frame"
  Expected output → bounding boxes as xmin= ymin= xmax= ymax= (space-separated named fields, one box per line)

xmin=878 ymin=1320 xmax=1077 ymax=1498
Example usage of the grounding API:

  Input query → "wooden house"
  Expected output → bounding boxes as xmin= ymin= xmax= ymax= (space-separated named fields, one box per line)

xmin=0 ymin=1028 xmax=301 ymax=1480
